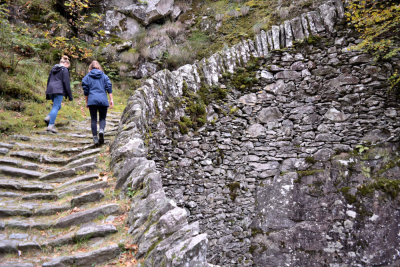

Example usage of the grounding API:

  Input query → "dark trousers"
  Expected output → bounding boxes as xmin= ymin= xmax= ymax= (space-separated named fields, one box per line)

xmin=88 ymin=105 xmax=108 ymax=137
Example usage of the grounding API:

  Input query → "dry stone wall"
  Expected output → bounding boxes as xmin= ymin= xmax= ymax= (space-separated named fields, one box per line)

xmin=111 ymin=0 xmax=400 ymax=266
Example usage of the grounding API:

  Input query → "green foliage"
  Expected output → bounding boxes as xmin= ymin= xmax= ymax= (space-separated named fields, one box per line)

xmin=358 ymin=178 xmax=400 ymax=199
xmin=305 ymin=156 xmax=317 ymax=164
xmin=0 ymin=59 xmax=47 ymax=101
xmin=339 ymin=186 xmax=357 ymax=204
xmin=389 ymin=71 xmax=400 ymax=95
xmin=229 ymin=67 xmax=258 ymax=91
xmin=0 ymin=0 xmax=131 ymax=136
xmin=41 ymin=0 xmax=105 ymax=61
xmin=346 ymin=0 xmax=400 ymax=93
xmin=305 ymin=35 xmax=322 ymax=45
xmin=188 ymin=31 xmax=212 ymax=60
xmin=346 ymin=0 xmax=400 ymax=60
xmin=178 ymin=119 xmax=189 ymax=134
xmin=126 ymin=187 xmax=137 ymax=198
xmin=0 ymin=3 xmax=22 ymax=73
xmin=355 ymin=144 xmax=370 ymax=155
xmin=177 ymin=82 xmax=229 ymax=134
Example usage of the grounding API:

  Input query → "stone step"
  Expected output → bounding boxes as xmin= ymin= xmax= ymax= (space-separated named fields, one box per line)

xmin=56 ymin=173 xmax=99 ymax=189
xmin=0 ymin=190 xmax=105 ymax=217
xmin=4 ymin=180 xmax=105 ymax=201
xmin=10 ymin=151 xmax=67 ymax=164
xmin=22 ymin=192 xmax=58 ymax=200
xmin=0 ymin=142 xmax=14 ymax=149
xmin=0 ymin=179 xmax=53 ymax=192
xmin=0 ymin=192 xmax=22 ymax=198
xmin=105 ymin=130 xmax=118 ymax=137
xmin=57 ymin=181 xmax=108 ymax=198
xmin=44 ymin=224 xmax=117 ymax=247
xmin=0 ymin=263 xmax=35 ymax=267
xmin=0 ymin=147 xmax=10 ymax=155
xmin=0 ymin=165 xmax=44 ymax=179
xmin=42 ymin=244 xmax=120 ymax=267
xmin=0 ymin=157 xmax=43 ymax=171
xmin=39 ymin=162 xmax=96 ymax=181
xmin=14 ymin=143 xmax=94 ymax=154
xmin=3 ymin=203 xmax=119 ymax=230
xmin=54 ymin=203 xmax=120 ymax=228
xmin=5 ymin=219 xmax=52 ymax=230
xmin=66 ymin=155 xmax=97 ymax=168
xmin=67 ymin=133 xmax=93 ymax=139
xmin=0 ymin=112 xmax=122 ymax=265
xmin=11 ymin=135 xmax=30 ymax=141
xmin=34 ymin=203 xmax=71 ymax=216
xmin=1 ymin=175 xmax=103 ymax=198
xmin=70 ymin=190 xmax=105 ymax=207
xmin=68 ymin=148 xmax=101 ymax=163
xmin=0 ymin=224 xmax=117 ymax=256
xmin=0 ymin=202 xmax=69 ymax=217
xmin=31 ymin=136 xmax=93 ymax=145
xmin=0 ymin=207 xmax=33 ymax=217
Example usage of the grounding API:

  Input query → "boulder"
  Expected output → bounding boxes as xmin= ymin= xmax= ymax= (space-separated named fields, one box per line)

xmin=121 ymin=0 xmax=175 ymax=26
xmin=104 ymin=10 xmax=142 ymax=39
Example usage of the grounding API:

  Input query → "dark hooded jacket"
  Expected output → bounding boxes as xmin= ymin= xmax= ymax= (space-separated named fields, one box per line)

xmin=46 ymin=64 xmax=72 ymax=100
xmin=82 ymin=69 xmax=112 ymax=107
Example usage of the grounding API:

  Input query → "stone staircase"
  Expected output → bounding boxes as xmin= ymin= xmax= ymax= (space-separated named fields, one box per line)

xmin=0 ymin=112 xmax=130 ymax=267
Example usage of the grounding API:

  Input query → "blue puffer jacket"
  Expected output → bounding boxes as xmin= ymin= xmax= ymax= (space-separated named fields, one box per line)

xmin=82 ymin=69 xmax=112 ymax=107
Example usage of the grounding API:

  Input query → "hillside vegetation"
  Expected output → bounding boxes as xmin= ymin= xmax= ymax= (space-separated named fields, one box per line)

xmin=0 ymin=0 xmax=129 ymax=135
xmin=1 ymin=0 xmax=399 ymax=135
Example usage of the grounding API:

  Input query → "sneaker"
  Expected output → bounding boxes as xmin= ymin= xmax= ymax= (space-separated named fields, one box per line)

xmin=44 ymin=115 xmax=50 ymax=126
xmin=46 ymin=124 xmax=58 ymax=133
xmin=99 ymin=129 xmax=104 ymax=145
xmin=93 ymin=136 xmax=99 ymax=146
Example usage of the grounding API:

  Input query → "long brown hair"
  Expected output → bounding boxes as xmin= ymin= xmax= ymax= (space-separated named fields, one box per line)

xmin=88 ymin=60 xmax=103 ymax=72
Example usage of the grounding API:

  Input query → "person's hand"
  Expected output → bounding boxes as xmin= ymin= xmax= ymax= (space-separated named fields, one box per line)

xmin=109 ymin=100 xmax=114 ymax=109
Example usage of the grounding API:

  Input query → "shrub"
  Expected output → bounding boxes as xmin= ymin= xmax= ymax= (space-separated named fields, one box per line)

xmin=346 ymin=0 xmax=400 ymax=93
xmin=165 ymin=45 xmax=195 ymax=69
xmin=164 ymin=21 xmax=185 ymax=39
xmin=120 ymin=49 xmax=140 ymax=65
xmin=346 ymin=0 xmax=400 ymax=61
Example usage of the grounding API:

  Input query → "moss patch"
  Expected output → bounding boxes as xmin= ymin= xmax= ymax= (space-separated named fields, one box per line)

xmin=228 ymin=182 xmax=241 ymax=201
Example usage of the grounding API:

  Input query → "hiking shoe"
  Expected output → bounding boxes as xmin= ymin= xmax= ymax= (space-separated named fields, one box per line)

xmin=99 ymin=130 xmax=104 ymax=145
xmin=93 ymin=136 xmax=99 ymax=146
xmin=44 ymin=115 xmax=50 ymax=126
xmin=47 ymin=124 xmax=58 ymax=133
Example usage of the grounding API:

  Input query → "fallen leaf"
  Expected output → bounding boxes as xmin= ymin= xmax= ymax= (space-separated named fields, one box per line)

xmin=70 ymin=207 xmax=81 ymax=214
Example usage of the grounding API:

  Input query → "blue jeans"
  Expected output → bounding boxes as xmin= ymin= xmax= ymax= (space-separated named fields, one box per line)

xmin=48 ymin=94 xmax=63 ymax=125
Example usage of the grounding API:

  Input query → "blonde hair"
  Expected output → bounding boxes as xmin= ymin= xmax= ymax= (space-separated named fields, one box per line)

xmin=59 ymin=55 xmax=70 ymax=66
xmin=88 ymin=60 xmax=103 ymax=72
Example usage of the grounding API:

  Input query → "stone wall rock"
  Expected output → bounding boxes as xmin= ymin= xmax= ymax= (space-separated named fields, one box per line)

xmin=111 ymin=0 xmax=400 ymax=266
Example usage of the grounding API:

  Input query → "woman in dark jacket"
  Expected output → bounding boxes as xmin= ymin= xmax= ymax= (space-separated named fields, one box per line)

xmin=45 ymin=55 xmax=73 ymax=133
xmin=82 ymin=61 xmax=114 ymax=146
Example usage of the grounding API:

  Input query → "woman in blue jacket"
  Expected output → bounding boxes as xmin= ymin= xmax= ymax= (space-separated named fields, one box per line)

xmin=45 ymin=55 xmax=73 ymax=133
xmin=82 ymin=61 xmax=114 ymax=146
